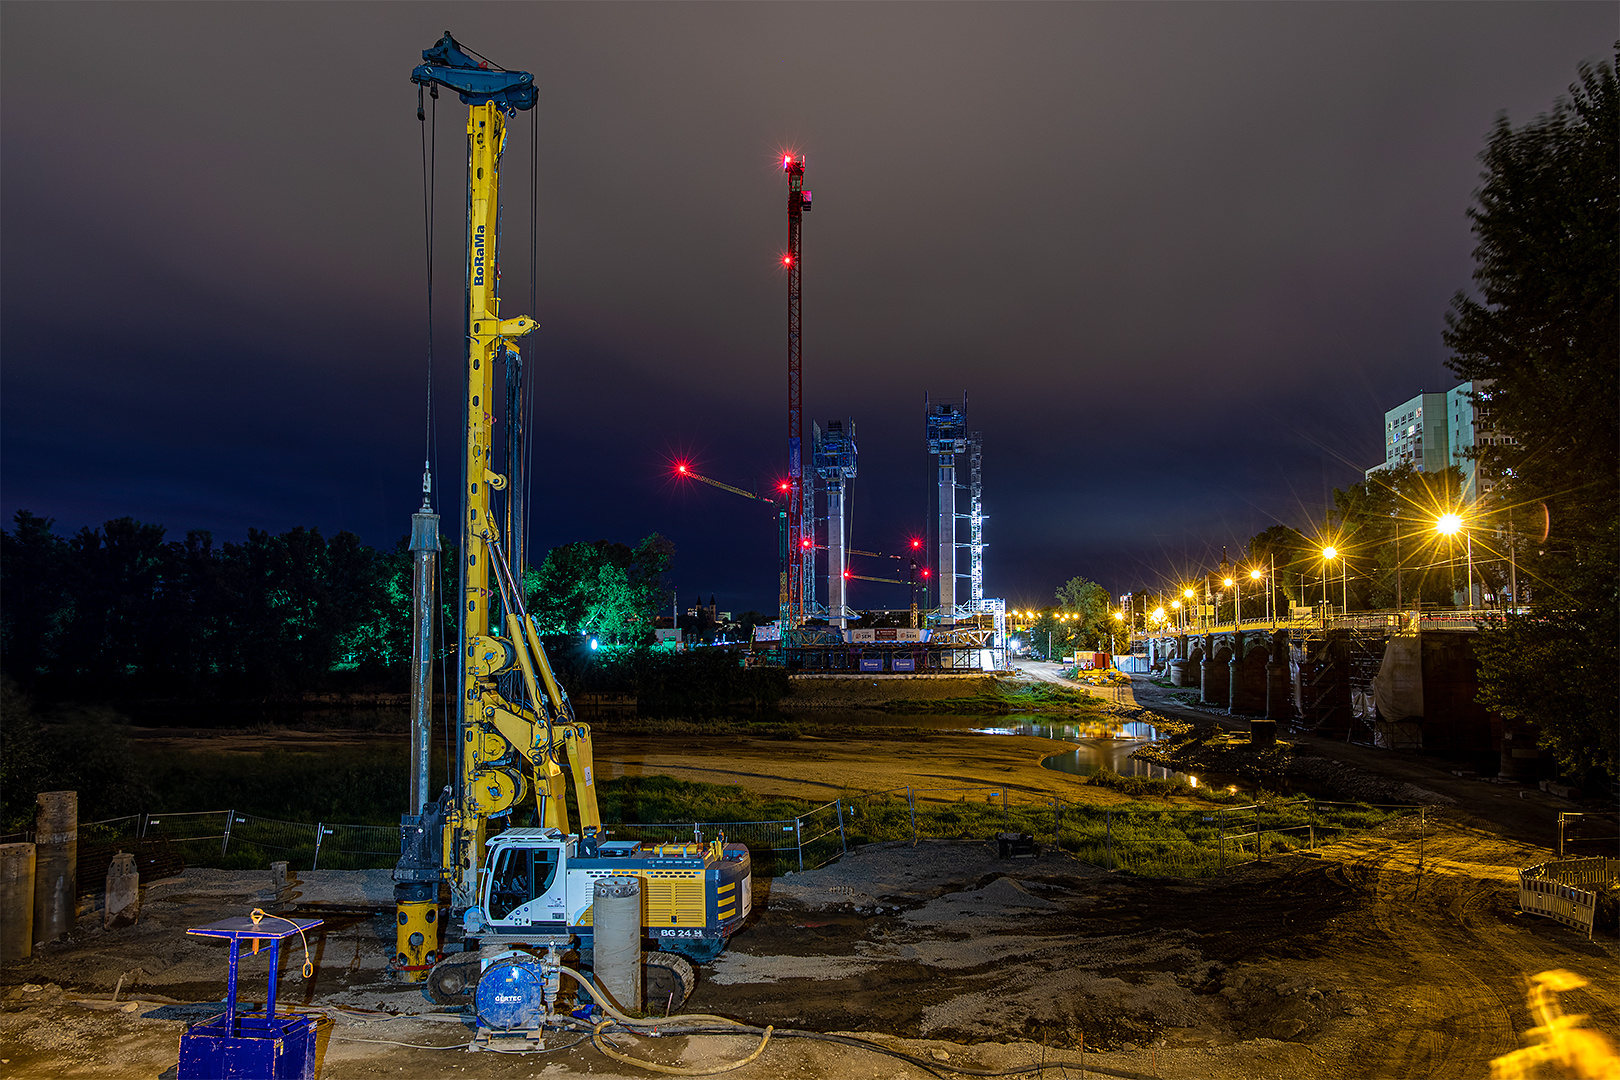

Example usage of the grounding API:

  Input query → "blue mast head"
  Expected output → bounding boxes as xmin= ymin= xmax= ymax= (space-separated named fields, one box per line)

xmin=412 ymin=32 xmax=536 ymax=112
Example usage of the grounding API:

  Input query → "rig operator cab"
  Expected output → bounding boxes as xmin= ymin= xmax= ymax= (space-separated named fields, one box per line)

xmin=472 ymin=831 xmax=752 ymax=960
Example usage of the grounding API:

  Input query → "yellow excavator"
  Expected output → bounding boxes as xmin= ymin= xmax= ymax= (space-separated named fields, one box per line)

xmin=391 ymin=32 xmax=750 ymax=1014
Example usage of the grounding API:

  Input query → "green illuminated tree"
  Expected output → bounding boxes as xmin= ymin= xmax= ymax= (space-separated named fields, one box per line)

xmin=529 ymin=533 xmax=674 ymax=646
xmin=1442 ymin=48 xmax=1618 ymax=788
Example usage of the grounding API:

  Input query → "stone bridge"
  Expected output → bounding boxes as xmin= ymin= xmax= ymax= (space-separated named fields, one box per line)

xmin=1146 ymin=629 xmax=1296 ymax=746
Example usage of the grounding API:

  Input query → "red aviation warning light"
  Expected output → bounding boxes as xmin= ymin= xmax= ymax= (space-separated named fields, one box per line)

xmin=910 ymin=537 xmax=922 ymax=550
xmin=675 ymin=462 xmax=689 ymax=475
xmin=781 ymin=254 xmax=793 ymax=267
xmin=920 ymin=567 xmax=931 ymax=579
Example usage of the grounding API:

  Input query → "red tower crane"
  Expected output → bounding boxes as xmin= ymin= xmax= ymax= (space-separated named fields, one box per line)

xmin=782 ymin=154 xmax=811 ymax=629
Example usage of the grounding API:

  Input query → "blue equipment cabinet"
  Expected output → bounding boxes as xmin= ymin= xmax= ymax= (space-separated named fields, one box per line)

xmin=177 ymin=915 xmax=324 ymax=1080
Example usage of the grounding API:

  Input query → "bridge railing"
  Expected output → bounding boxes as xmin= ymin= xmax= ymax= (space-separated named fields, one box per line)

xmin=1133 ymin=607 xmax=1509 ymax=639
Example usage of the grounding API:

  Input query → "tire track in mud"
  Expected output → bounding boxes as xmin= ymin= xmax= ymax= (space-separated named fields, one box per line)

xmin=1332 ymin=829 xmax=1526 ymax=1078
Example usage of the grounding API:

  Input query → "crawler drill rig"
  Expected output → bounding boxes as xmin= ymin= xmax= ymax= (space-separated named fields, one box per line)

xmin=392 ymin=34 xmax=750 ymax=1019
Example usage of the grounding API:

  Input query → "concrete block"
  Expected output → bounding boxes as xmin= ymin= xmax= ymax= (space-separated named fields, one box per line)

xmin=105 ymin=853 xmax=140 ymax=929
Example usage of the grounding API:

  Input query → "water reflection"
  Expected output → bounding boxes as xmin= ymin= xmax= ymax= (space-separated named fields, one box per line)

xmin=1040 ymin=746 xmax=1192 ymax=781
xmin=967 ymin=714 xmax=1194 ymax=782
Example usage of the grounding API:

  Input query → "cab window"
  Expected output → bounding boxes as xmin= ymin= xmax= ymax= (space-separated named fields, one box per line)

xmin=488 ymin=846 xmax=561 ymax=920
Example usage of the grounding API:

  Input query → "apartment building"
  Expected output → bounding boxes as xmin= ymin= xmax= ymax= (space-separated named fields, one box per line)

xmin=1366 ymin=379 xmax=1504 ymax=502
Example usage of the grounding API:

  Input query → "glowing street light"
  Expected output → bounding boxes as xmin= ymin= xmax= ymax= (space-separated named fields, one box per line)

xmin=1321 ymin=546 xmax=1346 ymax=616
xmin=1435 ymin=511 xmax=1474 ymax=609
xmin=1249 ymin=566 xmax=1273 ymax=626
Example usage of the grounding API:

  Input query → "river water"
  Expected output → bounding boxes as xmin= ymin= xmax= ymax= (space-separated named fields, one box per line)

xmin=877 ymin=712 xmax=1199 ymax=785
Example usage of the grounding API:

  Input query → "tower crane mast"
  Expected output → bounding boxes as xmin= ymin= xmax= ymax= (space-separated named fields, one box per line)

xmin=782 ymin=155 xmax=811 ymax=629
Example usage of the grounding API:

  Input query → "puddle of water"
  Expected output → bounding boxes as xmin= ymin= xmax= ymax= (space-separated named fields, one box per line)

xmin=957 ymin=714 xmax=1201 ymax=784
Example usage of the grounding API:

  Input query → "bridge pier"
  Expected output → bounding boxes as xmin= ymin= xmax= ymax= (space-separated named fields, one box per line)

xmin=1229 ymin=633 xmax=1268 ymax=716
xmin=1301 ymin=630 xmax=1353 ymax=738
xmin=1200 ymin=634 xmax=1230 ymax=707
xmin=1265 ymin=628 xmax=1292 ymax=725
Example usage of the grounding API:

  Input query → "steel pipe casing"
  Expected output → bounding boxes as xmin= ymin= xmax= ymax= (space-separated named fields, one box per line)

xmin=592 ymin=876 xmax=642 ymax=1012
xmin=0 ymin=843 xmax=35 ymax=961
xmin=33 ymin=791 xmax=76 ymax=945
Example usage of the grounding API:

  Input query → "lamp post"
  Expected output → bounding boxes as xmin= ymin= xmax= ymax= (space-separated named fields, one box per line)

xmin=1111 ymin=609 xmax=1123 ymax=656
xmin=1321 ymin=547 xmax=1337 ymax=618
xmin=1250 ymin=567 xmax=1268 ymax=627
xmin=1506 ymin=507 xmax=1519 ymax=614
xmin=1392 ymin=515 xmax=1403 ymax=612
xmin=1436 ymin=512 xmax=1472 ymax=610
xmin=1224 ymin=575 xmax=1239 ymax=627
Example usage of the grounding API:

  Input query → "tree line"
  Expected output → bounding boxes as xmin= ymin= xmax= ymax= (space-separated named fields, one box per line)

xmin=0 ymin=511 xmax=682 ymax=701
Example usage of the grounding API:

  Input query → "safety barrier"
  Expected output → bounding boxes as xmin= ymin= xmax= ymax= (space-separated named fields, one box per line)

xmin=1517 ymin=857 xmax=1619 ymax=939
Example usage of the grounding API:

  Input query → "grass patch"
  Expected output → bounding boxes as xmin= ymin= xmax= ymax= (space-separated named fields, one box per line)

xmin=839 ymin=787 xmax=1410 ymax=877
xmin=1085 ymin=767 xmax=1249 ymax=803
xmin=115 ymin=741 xmax=1408 ymax=881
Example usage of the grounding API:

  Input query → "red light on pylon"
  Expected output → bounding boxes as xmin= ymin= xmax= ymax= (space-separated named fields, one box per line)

xmin=778 ymin=480 xmax=790 ymax=492
xmin=921 ymin=568 xmax=931 ymax=579
xmin=781 ymin=254 xmax=793 ymax=267
xmin=843 ymin=570 xmax=850 ymax=578
xmin=675 ymin=462 xmax=689 ymax=475
xmin=801 ymin=538 xmax=811 ymax=549
xmin=910 ymin=538 xmax=922 ymax=549
xmin=782 ymin=154 xmax=793 ymax=169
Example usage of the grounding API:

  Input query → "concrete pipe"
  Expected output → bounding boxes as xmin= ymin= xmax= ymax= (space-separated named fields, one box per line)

xmin=0 ymin=843 xmax=35 ymax=961
xmin=33 ymin=791 xmax=76 ymax=945
xmin=592 ymin=876 xmax=643 ymax=1013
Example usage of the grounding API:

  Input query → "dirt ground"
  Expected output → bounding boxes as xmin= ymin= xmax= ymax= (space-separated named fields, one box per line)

xmin=4 ymin=671 xmax=1617 ymax=1078
xmin=2 ymin=822 xmax=1614 ymax=1079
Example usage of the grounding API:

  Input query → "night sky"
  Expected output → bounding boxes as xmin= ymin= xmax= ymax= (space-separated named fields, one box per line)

xmin=2 ymin=4 xmax=1611 ymax=616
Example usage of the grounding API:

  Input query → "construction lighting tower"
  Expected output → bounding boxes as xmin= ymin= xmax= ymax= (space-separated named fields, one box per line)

xmin=813 ymin=419 xmax=858 ymax=628
xmin=968 ymin=431 xmax=984 ymax=605
xmin=926 ymin=395 xmax=968 ymax=624
xmin=782 ymin=154 xmax=812 ymax=629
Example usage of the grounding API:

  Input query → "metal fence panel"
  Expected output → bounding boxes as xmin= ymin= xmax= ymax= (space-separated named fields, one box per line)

xmin=220 ymin=814 xmax=321 ymax=867
xmin=141 ymin=810 xmax=231 ymax=844
xmin=15 ymin=789 xmax=1418 ymax=881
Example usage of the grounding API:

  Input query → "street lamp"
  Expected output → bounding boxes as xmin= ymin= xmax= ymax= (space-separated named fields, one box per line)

xmin=1315 ymin=544 xmax=1341 ymax=621
xmin=1436 ymin=511 xmax=1473 ymax=610
xmin=1111 ymin=609 xmax=1123 ymax=655
xmin=1249 ymin=566 xmax=1270 ymax=627
xmin=1223 ymin=575 xmax=1238 ymax=626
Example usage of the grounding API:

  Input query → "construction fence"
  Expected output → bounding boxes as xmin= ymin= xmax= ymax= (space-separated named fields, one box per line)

xmin=5 ymin=789 xmax=1420 ymax=893
xmin=1517 ymin=857 xmax=1619 ymax=940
